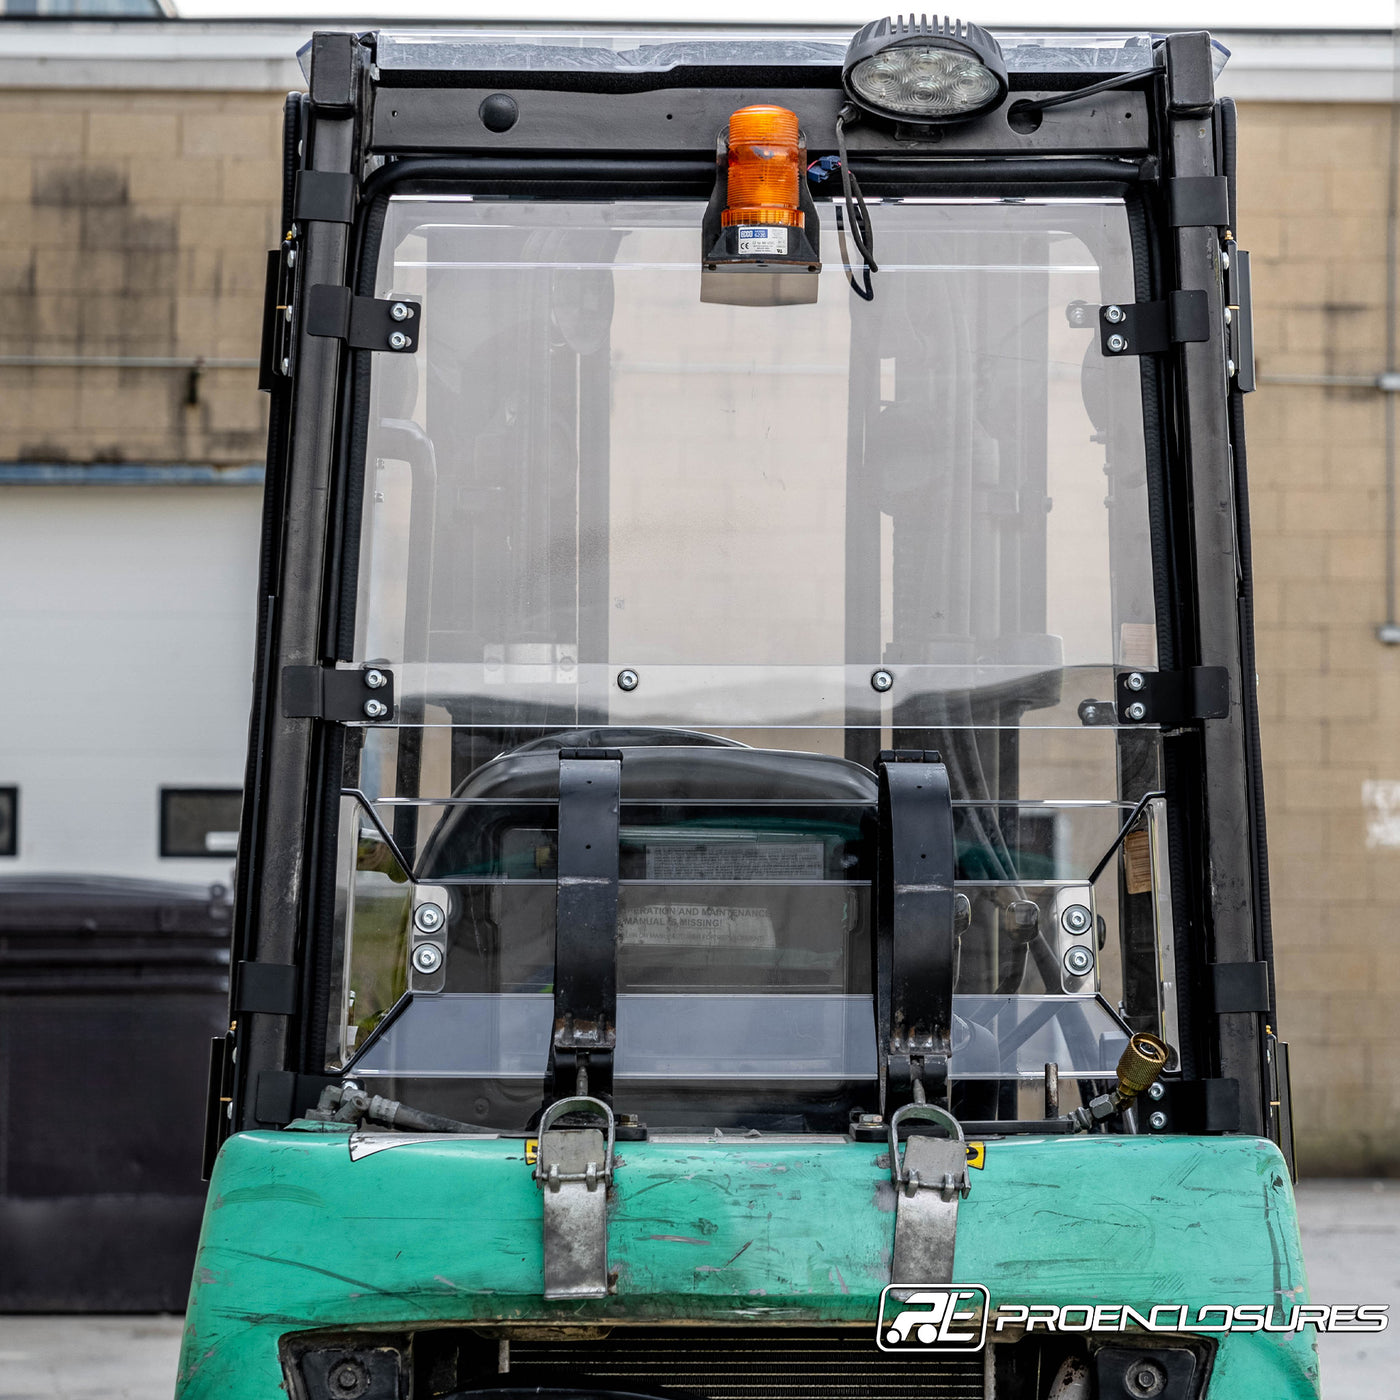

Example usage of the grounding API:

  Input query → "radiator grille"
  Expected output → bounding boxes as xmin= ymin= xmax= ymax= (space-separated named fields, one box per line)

xmin=508 ymin=1327 xmax=986 ymax=1400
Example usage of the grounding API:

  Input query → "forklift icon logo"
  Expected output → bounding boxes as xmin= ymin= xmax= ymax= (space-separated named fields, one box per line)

xmin=876 ymin=1284 xmax=990 ymax=1353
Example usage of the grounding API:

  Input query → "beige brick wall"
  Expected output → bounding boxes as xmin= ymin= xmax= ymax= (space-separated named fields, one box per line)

xmin=0 ymin=89 xmax=281 ymax=465
xmin=1237 ymin=101 xmax=1400 ymax=1175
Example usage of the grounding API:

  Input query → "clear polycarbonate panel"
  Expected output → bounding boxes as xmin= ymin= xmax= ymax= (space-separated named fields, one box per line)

xmin=348 ymin=992 xmax=1131 ymax=1080
xmin=358 ymin=197 xmax=1154 ymax=740
xmin=364 ymin=29 xmax=1167 ymax=77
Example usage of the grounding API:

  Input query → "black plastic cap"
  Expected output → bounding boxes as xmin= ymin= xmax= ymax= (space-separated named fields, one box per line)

xmin=842 ymin=14 xmax=1008 ymax=124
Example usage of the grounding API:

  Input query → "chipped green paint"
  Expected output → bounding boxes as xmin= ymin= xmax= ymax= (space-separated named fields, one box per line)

xmin=177 ymin=1128 xmax=1317 ymax=1398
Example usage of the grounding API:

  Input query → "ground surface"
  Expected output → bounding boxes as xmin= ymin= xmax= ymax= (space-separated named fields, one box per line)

xmin=0 ymin=1179 xmax=1394 ymax=1398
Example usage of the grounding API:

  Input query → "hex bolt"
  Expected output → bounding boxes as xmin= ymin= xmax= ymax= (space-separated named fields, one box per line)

xmin=1148 ymin=1110 xmax=1168 ymax=1131
xmin=1063 ymin=945 xmax=1094 ymax=978
xmin=1106 ymin=333 xmax=1128 ymax=354
xmin=871 ymin=669 xmax=894 ymax=693
xmin=414 ymin=902 xmax=445 ymax=934
xmin=1061 ymin=903 xmax=1092 ymax=935
xmin=388 ymin=331 xmax=410 ymax=351
xmin=617 ymin=668 xmax=639 ymax=692
xmin=363 ymin=698 xmax=388 ymax=719
xmin=1126 ymin=672 xmax=1145 ymax=691
xmin=412 ymin=943 xmax=444 ymax=975
xmin=1125 ymin=701 xmax=1147 ymax=722
xmin=1147 ymin=1081 xmax=1166 ymax=1101
xmin=1103 ymin=304 xmax=1125 ymax=324
xmin=364 ymin=668 xmax=386 ymax=689
xmin=390 ymin=302 xmax=411 ymax=321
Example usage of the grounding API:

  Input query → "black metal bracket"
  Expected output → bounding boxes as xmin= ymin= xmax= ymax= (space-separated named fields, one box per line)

xmin=1224 ymin=238 xmax=1256 ymax=393
xmin=875 ymin=750 xmax=956 ymax=1114
xmin=550 ymin=748 xmax=622 ymax=1103
xmin=1167 ymin=174 xmax=1231 ymax=227
xmin=293 ymin=169 xmax=354 ymax=225
xmin=1209 ymin=960 xmax=1271 ymax=1015
xmin=1116 ymin=666 xmax=1229 ymax=726
xmin=306 ymin=285 xmax=421 ymax=353
xmin=1100 ymin=291 xmax=1209 ymax=357
xmin=281 ymin=665 xmax=395 ymax=722
xmin=1144 ymin=1077 xmax=1241 ymax=1134
xmin=253 ymin=1070 xmax=338 ymax=1128
xmin=235 ymin=960 xmax=299 ymax=1016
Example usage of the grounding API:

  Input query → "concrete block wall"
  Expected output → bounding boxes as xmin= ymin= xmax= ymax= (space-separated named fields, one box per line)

xmin=0 ymin=89 xmax=281 ymax=466
xmin=1237 ymin=101 xmax=1400 ymax=1175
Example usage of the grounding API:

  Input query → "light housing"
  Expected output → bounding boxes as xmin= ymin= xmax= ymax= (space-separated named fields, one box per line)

xmin=842 ymin=14 xmax=1008 ymax=125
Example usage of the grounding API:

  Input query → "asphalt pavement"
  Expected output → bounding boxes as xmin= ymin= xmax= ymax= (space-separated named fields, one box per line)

xmin=0 ymin=1178 xmax=1395 ymax=1399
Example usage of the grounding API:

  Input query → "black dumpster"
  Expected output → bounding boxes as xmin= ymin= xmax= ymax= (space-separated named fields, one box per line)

xmin=0 ymin=875 xmax=230 ymax=1311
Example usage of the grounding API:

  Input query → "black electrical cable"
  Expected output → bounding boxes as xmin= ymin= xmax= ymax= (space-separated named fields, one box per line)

xmin=1015 ymin=67 xmax=1157 ymax=116
xmin=834 ymin=103 xmax=878 ymax=275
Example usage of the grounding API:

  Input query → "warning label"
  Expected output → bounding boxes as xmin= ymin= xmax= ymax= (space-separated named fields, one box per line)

xmin=644 ymin=841 xmax=824 ymax=881
xmin=737 ymin=226 xmax=788 ymax=256
xmin=620 ymin=903 xmax=776 ymax=948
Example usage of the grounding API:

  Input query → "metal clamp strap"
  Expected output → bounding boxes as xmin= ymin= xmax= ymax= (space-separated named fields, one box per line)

xmin=551 ymin=750 xmax=622 ymax=1101
xmin=888 ymin=1103 xmax=969 ymax=1196
xmin=888 ymin=1102 xmax=970 ymax=1286
xmin=875 ymin=751 xmax=956 ymax=1113
xmin=534 ymin=1096 xmax=617 ymax=1189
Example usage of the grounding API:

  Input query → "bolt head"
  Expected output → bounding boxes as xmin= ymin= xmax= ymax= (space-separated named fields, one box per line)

xmin=414 ymin=902 xmax=445 ymax=933
xmin=280 ymin=357 xmax=290 ymax=375
xmin=1227 ymin=358 xmax=1237 ymax=377
xmin=871 ymin=668 xmax=894 ymax=693
xmin=1221 ymin=250 xmax=1231 ymax=270
xmin=1125 ymin=1359 xmax=1167 ymax=1399
xmin=1063 ymin=945 xmax=1094 ymax=978
xmin=1106 ymin=333 xmax=1128 ymax=353
xmin=1126 ymin=671 xmax=1145 ymax=691
xmin=412 ymin=942 xmax=444 ymax=974
xmin=1125 ymin=701 xmax=1147 ymax=722
xmin=390 ymin=301 xmax=411 ymax=321
xmin=363 ymin=698 xmax=388 ymax=719
xmin=388 ymin=330 xmax=410 ymax=351
xmin=617 ymin=668 xmax=639 ymax=692
xmin=1224 ymin=306 xmax=1233 ymax=325
xmin=364 ymin=668 xmax=386 ymax=689
xmin=1061 ymin=903 xmax=1092 ymax=935
xmin=1148 ymin=1110 xmax=1168 ymax=1131
xmin=1104 ymin=304 xmax=1125 ymax=324
xmin=1147 ymin=1081 xmax=1165 ymax=1101
xmin=283 ymin=305 xmax=293 ymax=323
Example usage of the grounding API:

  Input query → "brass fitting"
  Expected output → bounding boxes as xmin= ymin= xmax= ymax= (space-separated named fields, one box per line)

xmin=1115 ymin=1032 xmax=1171 ymax=1102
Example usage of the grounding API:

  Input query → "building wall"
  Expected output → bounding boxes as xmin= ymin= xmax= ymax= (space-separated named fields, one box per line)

xmin=0 ymin=85 xmax=280 ymax=465
xmin=1236 ymin=100 xmax=1400 ymax=1176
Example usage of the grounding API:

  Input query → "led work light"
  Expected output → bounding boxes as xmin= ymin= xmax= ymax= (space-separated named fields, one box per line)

xmin=842 ymin=14 xmax=1007 ymax=124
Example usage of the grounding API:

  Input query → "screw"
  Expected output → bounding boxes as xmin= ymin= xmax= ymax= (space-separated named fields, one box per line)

xmin=1227 ymin=358 xmax=1237 ymax=377
xmin=364 ymin=668 xmax=386 ymax=689
xmin=1125 ymin=1359 xmax=1166 ymax=1398
xmin=1063 ymin=945 xmax=1094 ymax=977
xmin=1147 ymin=1081 xmax=1165 ymax=1101
xmin=617 ymin=668 xmax=639 ymax=692
xmin=1103 ymin=304 xmax=1125 ymax=324
xmin=1149 ymin=1110 xmax=1168 ymax=1131
xmin=283 ymin=305 xmax=293 ymax=323
xmin=390 ymin=301 xmax=411 ymax=321
xmin=1126 ymin=672 xmax=1145 ymax=691
xmin=1125 ymin=701 xmax=1147 ymax=722
xmin=1222 ymin=250 xmax=1231 ymax=270
xmin=286 ymin=248 xmax=296 ymax=267
xmin=363 ymin=698 xmax=388 ymax=719
xmin=1061 ymin=904 xmax=1092 ymax=935
xmin=871 ymin=669 xmax=894 ymax=693
xmin=280 ymin=357 xmax=290 ymax=375
xmin=1106 ymin=333 xmax=1128 ymax=353
xmin=412 ymin=943 xmax=444 ymax=974
xmin=388 ymin=330 xmax=410 ymax=351
xmin=414 ymin=902 xmax=445 ymax=933
xmin=1224 ymin=306 xmax=1233 ymax=325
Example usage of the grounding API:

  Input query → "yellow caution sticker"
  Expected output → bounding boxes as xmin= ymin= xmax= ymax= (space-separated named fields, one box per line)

xmin=966 ymin=1141 xmax=985 ymax=1171
xmin=525 ymin=1138 xmax=538 ymax=1165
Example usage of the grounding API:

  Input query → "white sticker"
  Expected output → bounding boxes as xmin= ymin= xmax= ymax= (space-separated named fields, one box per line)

xmin=620 ymin=903 xmax=776 ymax=948
xmin=736 ymin=225 xmax=787 ymax=257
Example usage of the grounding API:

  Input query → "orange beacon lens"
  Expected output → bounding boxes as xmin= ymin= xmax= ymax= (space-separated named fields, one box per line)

xmin=722 ymin=105 xmax=804 ymax=229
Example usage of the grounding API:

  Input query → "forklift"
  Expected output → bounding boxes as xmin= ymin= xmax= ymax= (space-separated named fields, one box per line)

xmin=182 ymin=18 xmax=1311 ymax=1400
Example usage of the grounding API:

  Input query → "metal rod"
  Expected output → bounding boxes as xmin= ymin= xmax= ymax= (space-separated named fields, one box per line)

xmin=1088 ymin=789 xmax=1166 ymax=887
xmin=0 ymin=355 xmax=259 ymax=370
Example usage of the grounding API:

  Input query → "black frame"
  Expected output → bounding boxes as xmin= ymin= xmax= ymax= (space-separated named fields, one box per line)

xmin=159 ymin=787 xmax=244 ymax=860
xmin=218 ymin=28 xmax=1280 ymax=1173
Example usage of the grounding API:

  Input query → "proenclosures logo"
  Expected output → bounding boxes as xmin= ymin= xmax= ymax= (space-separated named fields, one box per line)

xmin=876 ymin=1286 xmax=1388 ymax=1354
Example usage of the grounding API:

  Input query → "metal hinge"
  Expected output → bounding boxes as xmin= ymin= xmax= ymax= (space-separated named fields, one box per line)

xmin=293 ymin=170 xmax=354 ymax=225
xmin=1224 ymin=239 xmax=1256 ymax=393
xmin=235 ymin=961 xmax=299 ymax=1016
xmin=281 ymin=665 xmax=395 ymax=722
xmin=306 ymin=286 xmax=420 ymax=353
xmin=1100 ymin=292 xmax=1209 ymax=357
xmin=534 ymin=1096 xmax=615 ymax=1300
xmin=1115 ymin=667 xmax=1229 ymax=726
xmin=888 ymin=1103 xmax=970 ymax=1285
xmin=1167 ymin=175 xmax=1230 ymax=228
